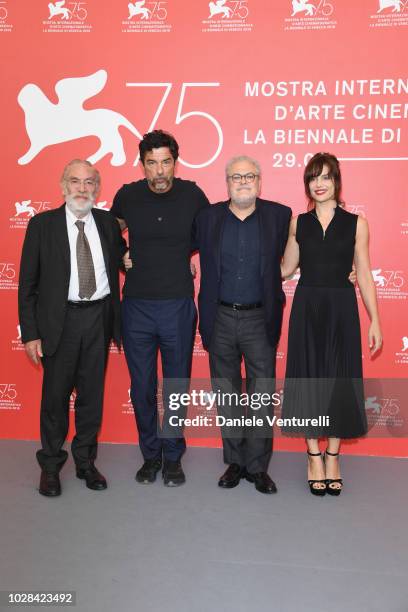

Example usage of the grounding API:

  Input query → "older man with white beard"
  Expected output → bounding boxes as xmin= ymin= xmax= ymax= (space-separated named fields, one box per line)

xmin=18 ymin=159 xmax=125 ymax=497
xmin=193 ymin=156 xmax=292 ymax=494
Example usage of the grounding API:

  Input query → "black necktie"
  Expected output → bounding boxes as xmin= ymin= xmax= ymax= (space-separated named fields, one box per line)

xmin=75 ymin=220 xmax=96 ymax=299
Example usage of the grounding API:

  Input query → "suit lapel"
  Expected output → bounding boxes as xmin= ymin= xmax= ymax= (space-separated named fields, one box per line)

xmin=258 ymin=200 xmax=266 ymax=277
xmin=54 ymin=204 xmax=71 ymax=275
xmin=92 ymin=210 xmax=111 ymax=281
xmin=212 ymin=202 xmax=229 ymax=278
xmin=257 ymin=200 xmax=278 ymax=277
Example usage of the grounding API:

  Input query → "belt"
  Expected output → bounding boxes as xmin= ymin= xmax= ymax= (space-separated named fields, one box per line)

xmin=67 ymin=295 xmax=110 ymax=308
xmin=219 ymin=301 xmax=263 ymax=311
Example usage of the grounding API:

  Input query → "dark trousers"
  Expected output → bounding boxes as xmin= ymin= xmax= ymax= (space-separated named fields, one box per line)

xmin=122 ymin=297 xmax=197 ymax=463
xmin=37 ymin=299 xmax=112 ymax=473
xmin=209 ymin=305 xmax=277 ymax=474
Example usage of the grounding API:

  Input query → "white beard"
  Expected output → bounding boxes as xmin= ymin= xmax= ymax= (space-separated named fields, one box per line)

xmin=65 ymin=194 xmax=94 ymax=217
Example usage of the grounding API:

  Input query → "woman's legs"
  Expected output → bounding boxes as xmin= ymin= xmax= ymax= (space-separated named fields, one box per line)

xmin=306 ymin=438 xmax=326 ymax=493
xmin=325 ymin=437 xmax=342 ymax=493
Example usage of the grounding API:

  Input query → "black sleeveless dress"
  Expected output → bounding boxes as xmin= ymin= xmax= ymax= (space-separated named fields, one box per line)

xmin=282 ymin=206 xmax=367 ymax=439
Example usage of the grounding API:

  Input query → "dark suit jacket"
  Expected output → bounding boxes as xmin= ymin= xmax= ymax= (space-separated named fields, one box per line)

xmin=193 ymin=198 xmax=292 ymax=350
xmin=18 ymin=204 xmax=126 ymax=356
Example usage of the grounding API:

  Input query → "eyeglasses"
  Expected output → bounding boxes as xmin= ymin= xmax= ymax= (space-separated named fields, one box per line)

xmin=227 ymin=173 xmax=259 ymax=184
xmin=67 ymin=178 xmax=97 ymax=188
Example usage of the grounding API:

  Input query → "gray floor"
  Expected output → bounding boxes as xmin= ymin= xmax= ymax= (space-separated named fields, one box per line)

xmin=0 ymin=441 xmax=407 ymax=612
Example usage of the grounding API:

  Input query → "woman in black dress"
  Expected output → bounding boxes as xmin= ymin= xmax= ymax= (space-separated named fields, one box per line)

xmin=281 ymin=153 xmax=382 ymax=496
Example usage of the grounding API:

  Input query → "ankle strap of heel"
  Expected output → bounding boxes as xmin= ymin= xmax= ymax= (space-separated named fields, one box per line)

xmin=307 ymin=451 xmax=322 ymax=456
xmin=325 ymin=450 xmax=340 ymax=456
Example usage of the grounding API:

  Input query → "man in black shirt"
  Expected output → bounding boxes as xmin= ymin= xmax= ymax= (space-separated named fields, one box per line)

xmin=194 ymin=156 xmax=292 ymax=494
xmin=111 ymin=130 xmax=209 ymax=486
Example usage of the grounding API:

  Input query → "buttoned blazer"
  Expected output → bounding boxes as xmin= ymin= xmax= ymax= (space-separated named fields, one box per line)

xmin=193 ymin=198 xmax=292 ymax=350
xmin=18 ymin=204 xmax=126 ymax=356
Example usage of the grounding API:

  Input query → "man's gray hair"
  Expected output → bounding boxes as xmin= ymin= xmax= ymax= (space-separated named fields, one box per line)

xmin=225 ymin=155 xmax=261 ymax=179
xmin=60 ymin=159 xmax=101 ymax=189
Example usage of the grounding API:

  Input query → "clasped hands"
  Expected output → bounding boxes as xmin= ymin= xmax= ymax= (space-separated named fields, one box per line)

xmin=123 ymin=250 xmax=197 ymax=277
xmin=122 ymin=253 xmax=381 ymax=355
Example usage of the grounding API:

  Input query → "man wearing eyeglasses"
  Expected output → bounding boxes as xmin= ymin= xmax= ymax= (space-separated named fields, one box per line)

xmin=193 ymin=156 xmax=292 ymax=494
xmin=18 ymin=159 xmax=125 ymax=497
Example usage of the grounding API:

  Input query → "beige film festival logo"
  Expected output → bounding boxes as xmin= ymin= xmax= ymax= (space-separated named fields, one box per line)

xmin=15 ymin=200 xmax=37 ymax=218
xmin=10 ymin=200 xmax=52 ymax=230
xmin=127 ymin=1 xmax=151 ymax=19
xmin=208 ymin=1 xmax=233 ymax=18
xmin=291 ymin=0 xmax=316 ymax=16
xmin=208 ymin=0 xmax=249 ymax=19
xmin=123 ymin=1 xmax=170 ymax=32
xmin=395 ymin=336 xmax=408 ymax=364
xmin=47 ymin=1 xmax=88 ymax=20
xmin=203 ymin=1 xmax=252 ymax=33
xmin=285 ymin=0 xmax=336 ymax=30
xmin=44 ymin=3 xmax=92 ymax=35
xmin=12 ymin=325 xmax=25 ymax=352
xmin=17 ymin=70 xmax=142 ymax=166
xmin=371 ymin=269 xmax=407 ymax=299
xmin=370 ymin=0 xmax=408 ymax=26
xmin=48 ymin=1 xmax=70 ymax=19
xmin=377 ymin=0 xmax=405 ymax=12
xmin=0 ymin=384 xmax=21 ymax=411
xmin=0 ymin=1 xmax=13 ymax=31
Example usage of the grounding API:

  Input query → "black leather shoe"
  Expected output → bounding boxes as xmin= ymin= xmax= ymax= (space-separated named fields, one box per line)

xmin=76 ymin=464 xmax=107 ymax=490
xmin=162 ymin=461 xmax=185 ymax=487
xmin=245 ymin=472 xmax=277 ymax=494
xmin=218 ymin=463 xmax=245 ymax=489
xmin=39 ymin=470 xmax=61 ymax=497
xmin=135 ymin=458 xmax=162 ymax=484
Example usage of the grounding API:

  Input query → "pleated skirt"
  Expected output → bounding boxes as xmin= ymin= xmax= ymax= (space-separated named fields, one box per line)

xmin=282 ymin=285 xmax=367 ymax=439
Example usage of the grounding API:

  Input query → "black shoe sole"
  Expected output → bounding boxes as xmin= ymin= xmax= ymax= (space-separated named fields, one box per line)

xmin=162 ymin=475 xmax=186 ymax=487
xmin=84 ymin=483 xmax=107 ymax=490
xmin=39 ymin=488 xmax=61 ymax=497
xmin=218 ymin=478 xmax=241 ymax=489
xmin=163 ymin=479 xmax=186 ymax=487
xmin=254 ymin=486 xmax=277 ymax=494
xmin=245 ymin=474 xmax=277 ymax=494
xmin=76 ymin=473 xmax=107 ymax=490
xmin=135 ymin=475 xmax=157 ymax=484
xmin=135 ymin=469 xmax=161 ymax=484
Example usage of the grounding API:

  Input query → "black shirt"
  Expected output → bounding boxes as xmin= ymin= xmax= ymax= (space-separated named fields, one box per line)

xmin=111 ymin=178 xmax=209 ymax=298
xmin=219 ymin=207 xmax=262 ymax=304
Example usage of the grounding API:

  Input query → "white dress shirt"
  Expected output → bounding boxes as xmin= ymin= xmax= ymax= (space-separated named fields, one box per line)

xmin=66 ymin=206 xmax=110 ymax=301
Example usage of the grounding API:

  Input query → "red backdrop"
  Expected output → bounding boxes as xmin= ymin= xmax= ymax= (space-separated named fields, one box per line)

xmin=1 ymin=0 xmax=407 ymax=456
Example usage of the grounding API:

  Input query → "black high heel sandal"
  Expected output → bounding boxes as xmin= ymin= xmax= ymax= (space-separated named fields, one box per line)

xmin=324 ymin=450 xmax=343 ymax=496
xmin=307 ymin=451 xmax=326 ymax=496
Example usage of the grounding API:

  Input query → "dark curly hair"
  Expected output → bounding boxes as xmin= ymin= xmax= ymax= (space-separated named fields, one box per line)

xmin=139 ymin=130 xmax=179 ymax=164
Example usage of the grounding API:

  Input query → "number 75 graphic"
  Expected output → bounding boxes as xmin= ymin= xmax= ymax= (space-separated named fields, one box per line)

xmin=0 ymin=384 xmax=17 ymax=400
xmin=126 ymin=83 xmax=223 ymax=168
